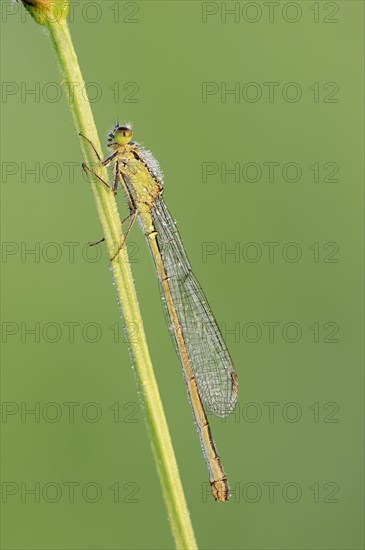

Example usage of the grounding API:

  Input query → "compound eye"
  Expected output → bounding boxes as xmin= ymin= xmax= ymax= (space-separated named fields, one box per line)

xmin=114 ymin=126 xmax=133 ymax=145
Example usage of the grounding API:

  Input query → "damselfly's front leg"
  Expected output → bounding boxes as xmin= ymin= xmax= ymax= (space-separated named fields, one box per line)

xmin=79 ymin=132 xmax=117 ymax=167
xmin=80 ymin=133 xmax=118 ymax=192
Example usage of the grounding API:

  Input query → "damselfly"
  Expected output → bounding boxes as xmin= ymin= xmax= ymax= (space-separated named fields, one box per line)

xmin=81 ymin=124 xmax=238 ymax=502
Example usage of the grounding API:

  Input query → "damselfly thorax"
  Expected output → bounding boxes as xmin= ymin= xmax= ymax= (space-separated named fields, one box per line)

xmin=106 ymin=135 xmax=164 ymax=235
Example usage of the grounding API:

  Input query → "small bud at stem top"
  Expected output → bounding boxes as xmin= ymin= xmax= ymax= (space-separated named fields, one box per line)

xmin=21 ymin=0 xmax=70 ymax=26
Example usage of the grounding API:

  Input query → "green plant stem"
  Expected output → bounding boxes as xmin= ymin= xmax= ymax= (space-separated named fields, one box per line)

xmin=39 ymin=15 xmax=197 ymax=550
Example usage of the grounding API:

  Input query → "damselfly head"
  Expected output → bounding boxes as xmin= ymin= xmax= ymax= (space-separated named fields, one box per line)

xmin=108 ymin=125 xmax=133 ymax=147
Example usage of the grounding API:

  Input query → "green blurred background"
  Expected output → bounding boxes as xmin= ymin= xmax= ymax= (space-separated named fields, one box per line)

xmin=1 ymin=1 xmax=364 ymax=549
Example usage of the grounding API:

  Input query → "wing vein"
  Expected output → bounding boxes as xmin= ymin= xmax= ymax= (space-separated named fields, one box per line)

xmin=150 ymin=197 xmax=238 ymax=418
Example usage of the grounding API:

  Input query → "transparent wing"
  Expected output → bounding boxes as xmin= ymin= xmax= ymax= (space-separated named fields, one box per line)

xmin=150 ymin=197 xmax=238 ymax=418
